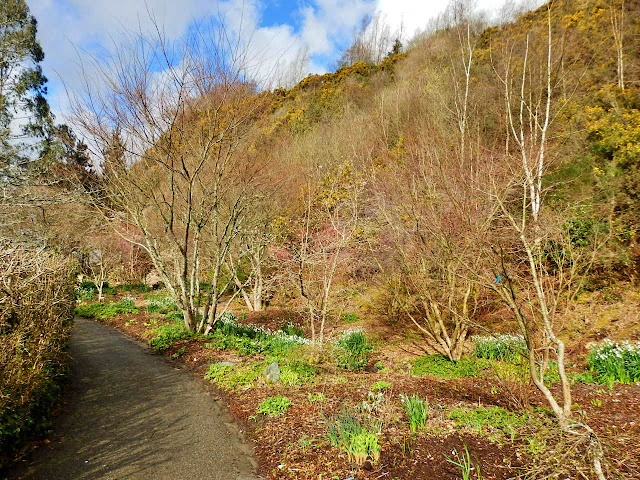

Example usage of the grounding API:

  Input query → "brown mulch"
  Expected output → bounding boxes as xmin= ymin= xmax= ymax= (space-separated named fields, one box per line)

xmin=88 ymin=305 xmax=640 ymax=480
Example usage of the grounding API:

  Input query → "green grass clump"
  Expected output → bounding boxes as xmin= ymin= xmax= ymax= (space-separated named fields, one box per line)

xmin=74 ymin=300 xmax=139 ymax=320
xmin=328 ymin=412 xmax=381 ymax=466
xmin=400 ymin=394 xmax=429 ymax=433
xmin=335 ymin=330 xmax=373 ymax=370
xmin=472 ymin=334 xmax=526 ymax=362
xmin=411 ymin=355 xmax=484 ymax=378
xmin=588 ymin=340 xmax=640 ymax=385
xmin=256 ymin=395 xmax=291 ymax=416
xmin=447 ymin=406 xmax=528 ymax=441
xmin=148 ymin=324 xmax=194 ymax=351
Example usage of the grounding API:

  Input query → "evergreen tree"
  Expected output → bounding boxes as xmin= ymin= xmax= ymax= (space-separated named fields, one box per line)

xmin=0 ymin=0 xmax=51 ymax=176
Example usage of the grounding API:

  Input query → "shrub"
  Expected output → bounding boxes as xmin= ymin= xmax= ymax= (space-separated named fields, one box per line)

xmin=588 ymin=339 xmax=640 ymax=385
xmin=335 ymin=330 xmax=373 ymax=370
xmin=328 ymin=412 xmax=381 ymax=466
xmin=0 ymin=248 xmax=75 ymax=467
xmin=400 ymin=394 xmax=429 ymax=433
xmin=79 ymin=280 xmax=97 ymax=291
xmin=149 ymin=324 xmax=194 ymax=352
xmin=257 ymin=395 xmax=291 ymax=416
xmin=472 ymin=334 xmax=526 ymax=362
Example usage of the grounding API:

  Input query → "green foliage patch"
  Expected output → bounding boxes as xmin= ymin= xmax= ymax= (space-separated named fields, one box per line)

xmin=400 ymin=393 xmax=429 ymax=433
xmin=148 ymin=324 xmax=194 ymax=352
xmin=328 ymin=412 xmax=381 ymax=466
xmin=256 ymin=395 xmax=291 ymax=416
xmin=205 ymin=312 xmax=309 ymax=358
xmin=146 ymin=295 xmax=179 ymax=314
xmin=370 ymin=380 xmax=392 ymax=391
xmin=411 ymin=355 xmax=484 ymax=378
xmin=74 ymin=299 xmax=139 ymax=320
xmin=447 ymin=406 xmax=528 ymax=441
xmin=205 ymin=362 xmax=265 ymax=390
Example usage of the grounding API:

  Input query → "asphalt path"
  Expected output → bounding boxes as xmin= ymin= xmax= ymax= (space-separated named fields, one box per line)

xmin=9 ymin=318 xmax=261 ymax=480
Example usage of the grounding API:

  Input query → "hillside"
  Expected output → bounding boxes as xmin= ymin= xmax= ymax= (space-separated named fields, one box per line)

xmin=4 ymin=0 xmax=640 ymax=478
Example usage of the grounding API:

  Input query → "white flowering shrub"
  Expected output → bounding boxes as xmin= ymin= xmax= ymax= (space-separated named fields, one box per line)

xmin=472 ymin=334 xmax=526 ymax=362
xmin=588 ymin=339 xmax=640 ymax=385
xmin=119 ymin=295 xmax=136 ymax=308
xmin=146 ymin=295 xmax=178 ymax=313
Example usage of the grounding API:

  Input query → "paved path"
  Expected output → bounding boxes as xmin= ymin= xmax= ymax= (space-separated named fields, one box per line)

xmin=10 ymin=318 xmax=260 ymax=480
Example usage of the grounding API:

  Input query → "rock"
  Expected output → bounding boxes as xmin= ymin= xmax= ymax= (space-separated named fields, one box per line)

xmin=145 ymin=270 xmax=163 ymax=289
xmin=263 ymin=362 xmax=280 ymax=384
xmin=216 ymin=361 xmax=236 ymax=367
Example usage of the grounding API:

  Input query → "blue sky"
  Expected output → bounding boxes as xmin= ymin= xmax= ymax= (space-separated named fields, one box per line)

xmin=27 ymin=0 xmax=538 ymax=120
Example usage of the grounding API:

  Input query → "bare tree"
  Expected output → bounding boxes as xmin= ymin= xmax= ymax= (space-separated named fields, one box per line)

xmin=488 ymin=7 xmax=607 ymax=478
xmin=609 ymin=0 xmax=625 ymax=90
xmin=71 ymin=17 xmax=273 ymax=333
xmin=337 ymin=13 xmax=399 ymax=67
xmin=290 ymin=165 xmax=362 ymax=343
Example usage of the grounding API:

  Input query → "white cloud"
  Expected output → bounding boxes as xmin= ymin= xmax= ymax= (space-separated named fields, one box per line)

xmin=29 ymin=0 xmax=545 ymax=124
xmin=375 ymin=0 xmax=547 ymax=41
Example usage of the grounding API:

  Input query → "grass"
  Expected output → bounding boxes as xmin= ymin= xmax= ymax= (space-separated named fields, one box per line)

xmin=445 ymin=444 xmax=483 ymax=480
xmin=400 ymin=394 xmax=429 ymax=433
xmin=327 ymin=412 xmax=381 ymax=466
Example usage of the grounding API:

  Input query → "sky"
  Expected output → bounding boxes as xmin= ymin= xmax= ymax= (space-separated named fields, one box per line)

xmin=27 ymin=0 xmax=534 ymax=122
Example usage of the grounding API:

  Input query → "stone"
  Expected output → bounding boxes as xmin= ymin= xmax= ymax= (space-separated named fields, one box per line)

xmin=144 ymin=270 xmax=163 ymax=289
xmin=263 ymin=361 xmax=280 ymax=384
xmin=216 ymin=361 xmax=236 ymax=367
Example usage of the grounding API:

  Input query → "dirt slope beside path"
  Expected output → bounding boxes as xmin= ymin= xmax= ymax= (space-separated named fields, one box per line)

xmin=9 ymin=318 xmax=261 ymax=480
